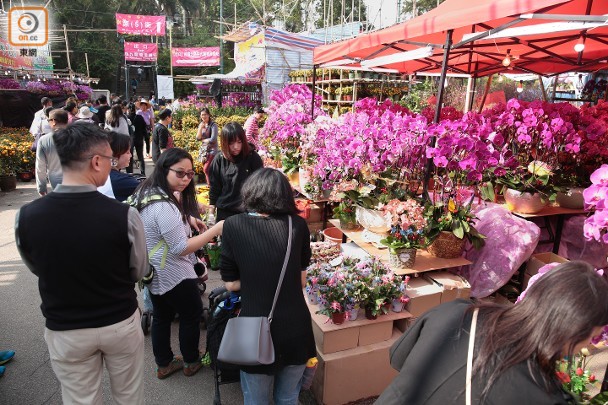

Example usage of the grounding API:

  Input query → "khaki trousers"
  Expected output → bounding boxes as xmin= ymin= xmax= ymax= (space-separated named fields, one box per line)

xmin=44 ymin=309 xmax=144 ymax=405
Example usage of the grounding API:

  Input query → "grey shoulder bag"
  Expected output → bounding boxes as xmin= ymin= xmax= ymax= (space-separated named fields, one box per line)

xmin=217 ymin=215 xmax=293 ymax=366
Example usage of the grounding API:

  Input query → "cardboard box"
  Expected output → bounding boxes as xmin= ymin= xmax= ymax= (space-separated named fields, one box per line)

xmin=405 ymin=277 xmax=443 ymax=317
xmin=394 ymin=317 xmax=417 ymax=333
xmin=312 ymin=329 xmax=401 ymax=405
xmin=526 ymin=252 xmax=568 ymax=277
xmin=308 ymin=202 xmax=324 ymax=223
xmin=312 ymin=321 xmax=359 ymax=354
xmin=425 ymin=271 xmax=471 ymax=303
xmin=306 ymin=291 xmax=411 ymax=354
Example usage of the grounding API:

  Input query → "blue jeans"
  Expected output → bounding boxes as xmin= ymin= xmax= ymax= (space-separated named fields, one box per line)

xmin=240 ymin=364 xmax=306 ymax=405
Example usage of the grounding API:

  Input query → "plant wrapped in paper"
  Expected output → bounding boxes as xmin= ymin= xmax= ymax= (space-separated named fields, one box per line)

xmin=379 ymin=198 xmax=427 ymax=252
xmin=583 ymin=164 xmax=608 ymax=244
xmin=424 ymin=178 xmax=485 ymax=250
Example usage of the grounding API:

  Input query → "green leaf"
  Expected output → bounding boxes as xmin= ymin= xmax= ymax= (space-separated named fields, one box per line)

xmin=480 ymin=181 xmax=495 ymax=201
xmin=453 ymin=222 xmax=464 ymax=239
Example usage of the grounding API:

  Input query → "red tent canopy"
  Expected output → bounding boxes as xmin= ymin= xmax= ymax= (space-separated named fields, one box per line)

xmin=313 ymin=0 xmax=608 ymax=77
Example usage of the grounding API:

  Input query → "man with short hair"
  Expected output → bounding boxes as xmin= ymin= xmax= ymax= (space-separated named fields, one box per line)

xmin=30 ymin=97 xmax=53 ymax=140
xmin=16 ymin=123 xmax=148 ymax=405
xmin=95 ymin=95 xmax=110 ymax=124
xmin=35 ymin=109 xmax=68 ymax=196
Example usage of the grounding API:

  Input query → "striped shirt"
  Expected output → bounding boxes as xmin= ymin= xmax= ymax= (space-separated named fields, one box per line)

xmin=139 ymin=199 xmax=197 ymax=295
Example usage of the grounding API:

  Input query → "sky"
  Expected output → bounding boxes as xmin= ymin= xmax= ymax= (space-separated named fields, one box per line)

xmin=364 ymin=0 xmax=399 ymax=30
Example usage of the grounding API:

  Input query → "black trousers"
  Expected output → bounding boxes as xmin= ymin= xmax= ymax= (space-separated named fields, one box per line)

xmin=150 ymin=278 xmax=203 ymax=366
xmin=127 ymin=137 xmax=145 ymax=175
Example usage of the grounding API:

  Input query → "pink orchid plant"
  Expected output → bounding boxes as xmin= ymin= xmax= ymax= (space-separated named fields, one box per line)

xmin=259 ymin=84 xmax=327 ymax=174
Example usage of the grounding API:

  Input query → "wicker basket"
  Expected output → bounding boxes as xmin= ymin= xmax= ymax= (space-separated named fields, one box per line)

xmin=427 ymin=231 xmax=465 ymax=259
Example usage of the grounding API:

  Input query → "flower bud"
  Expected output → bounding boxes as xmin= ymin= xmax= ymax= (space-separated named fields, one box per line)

xmin=576 ymin=367 xmax=584 ymax=376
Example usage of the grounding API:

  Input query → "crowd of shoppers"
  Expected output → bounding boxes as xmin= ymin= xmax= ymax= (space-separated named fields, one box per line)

xmin=17 ymin=96 xmax=608 ymax=405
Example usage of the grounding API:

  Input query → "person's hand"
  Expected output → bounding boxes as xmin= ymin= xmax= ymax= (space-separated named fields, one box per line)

xmin=189 ymin=216 xmax=206 ymax=232
xmin=38 ymin=191 xmax=47 ymax=196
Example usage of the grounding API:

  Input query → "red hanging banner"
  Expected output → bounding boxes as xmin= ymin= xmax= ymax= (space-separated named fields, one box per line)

xmin=116 ymin=13 xmax=165 ymax=36
xmin=171 ymin=47 xmax=221 ymax=67
xmin=124 ymin=42 xmax=158 ymax=62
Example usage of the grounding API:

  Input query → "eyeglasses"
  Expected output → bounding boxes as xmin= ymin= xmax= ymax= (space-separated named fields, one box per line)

xmin=87 ymin=154 xmax=117 ymax=167
xmin=169 ymin=168 xmax=195 ymax=179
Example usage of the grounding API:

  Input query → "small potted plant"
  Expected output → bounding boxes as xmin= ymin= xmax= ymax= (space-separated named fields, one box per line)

xmin=424 ymin=196 xmax=485 ymax=258
xmin=380 ymin=199 xmax=427 ymax=269
xmin=316 ymin=271 xmax=350 ymax=325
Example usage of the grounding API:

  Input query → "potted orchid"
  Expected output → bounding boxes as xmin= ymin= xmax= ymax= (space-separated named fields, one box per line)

xmin=484 ymin=99 xmax=582 ymax=213
xmin=424 ymin=176 xmax=486 ymax=258
xmin=312 ymin=98 xmax=429 ymax=231
xmin=259 ymin=84 xmax=327 ymax=180
xmin=380 ymin=199 xmax=427 ymax=269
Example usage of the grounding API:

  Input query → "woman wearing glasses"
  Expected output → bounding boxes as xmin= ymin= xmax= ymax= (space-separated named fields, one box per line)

xmin=130 ymin=148 xmax=224 ymax=379
xmin=209 ymin=122 xmax=263 ymax=221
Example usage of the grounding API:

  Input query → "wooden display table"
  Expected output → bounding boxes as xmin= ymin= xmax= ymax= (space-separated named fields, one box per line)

xmin=509 ymin=205 xmax=586 ymax=254
xmin=328 ymin=219 xmax=472 ymax=276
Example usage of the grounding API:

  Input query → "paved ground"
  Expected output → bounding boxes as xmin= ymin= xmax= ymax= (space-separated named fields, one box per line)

xmin=0 ymin=168 xmax=246 ymax=404
xmin=1 ymin=165 xmax=605 ymax=404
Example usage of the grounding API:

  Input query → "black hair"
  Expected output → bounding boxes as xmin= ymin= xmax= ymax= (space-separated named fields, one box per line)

xmin=473 ymin=261 xmax=608 ymax=400
xmin=255 ymin=106 xmax=265 ymax=114
xmin=107 ymin=131 xmax=131 ymax=158
xmin=108 ymin=104 xmax=125 ymax=128
xmin=98 ymin=95 xmax=107 ymax=104
xmin=241 ymin=168 xmax=298 ymax=215
xmin=219 ymin=122 xmax=250 ymax=162
xmin=200 ymin=107 xmax=212 ymax=121
xmin=41 ymin=97 xmax=51 ymax=106
xmin=158 ymin=108 xmax=172 ymax=120
xmin=44 ymin=106 xmax=54 ymax=118
xmin=64 ymin=101 xmax=77 ymax=113
xmin=53 ymin=123 xmax=110 ymax=169
xmin=49 ymin=109 xmax=69 ymax=125
xmin=132 ymin=148 xmax=199 ymax=220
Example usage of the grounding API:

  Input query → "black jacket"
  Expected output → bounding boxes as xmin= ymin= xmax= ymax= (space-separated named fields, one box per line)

xmin=376 ymin=300 xmax=574 ymax=405
xmin=208 ymin=151 xmax=263 ymax=213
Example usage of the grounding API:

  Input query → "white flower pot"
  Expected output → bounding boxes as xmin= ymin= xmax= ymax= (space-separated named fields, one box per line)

xmin=355 ymin=206 xmax=391 ymax=234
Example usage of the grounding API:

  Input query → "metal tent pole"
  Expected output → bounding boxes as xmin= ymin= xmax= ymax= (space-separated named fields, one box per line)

xmin=422 ymin=29 xmax=453 ymax=200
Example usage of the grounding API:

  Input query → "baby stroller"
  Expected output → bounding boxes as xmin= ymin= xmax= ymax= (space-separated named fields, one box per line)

xmin=204 ymin=286 xmax=241 ymax=405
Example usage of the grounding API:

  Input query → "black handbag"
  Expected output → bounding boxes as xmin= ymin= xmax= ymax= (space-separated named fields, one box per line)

xmin=217 ymin=215 xmax=293 ymax=366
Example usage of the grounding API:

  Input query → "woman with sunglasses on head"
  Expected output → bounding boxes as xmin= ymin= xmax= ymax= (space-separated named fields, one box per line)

xmin=209 ymin=122 xmax=263 ymax=221
xmin=130 ymin=148 xmax=224 ymax=379
xmin=195 ymin=107 xmax=219 ymax=183
xmin=152 ymin=108 xmax=174 ymax=163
